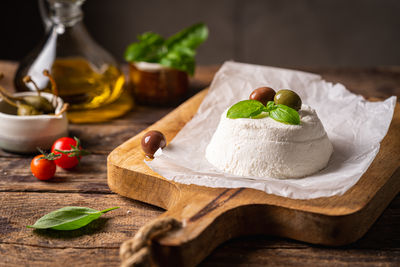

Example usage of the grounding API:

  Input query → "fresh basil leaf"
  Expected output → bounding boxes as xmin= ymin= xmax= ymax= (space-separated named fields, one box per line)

xmin=250 ymin=112 xmax=268 ymax=119
xmin=162 ymin=23 xmax=208 ymax=75
xmin=227 ymin=100 xmax=266 ymax=119
xmin=160 ymin=52 xmax=196 ymax=75
xmin=165 ymin=23 xmax=208 ymax=51
xmin=124 ymin=32 xmax=165 ymax=62
xmin=265 ymin=101 xmax=276 ymax=111
xmin=27 ymin=206 xmax=119 ymax=230
xmin=269 ymin=104 xmax=300 ymax=125
xmin=124 ymin=23 xmax=208 ymax=75
xmin=137 ymin=32 xmax=162 ymax=42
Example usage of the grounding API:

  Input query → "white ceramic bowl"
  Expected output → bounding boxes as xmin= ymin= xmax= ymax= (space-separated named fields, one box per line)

xmin=0 ymin=92 xmax=68 ymax=153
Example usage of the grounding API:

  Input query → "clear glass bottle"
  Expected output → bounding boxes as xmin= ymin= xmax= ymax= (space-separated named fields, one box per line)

xmin=14 ymin=0 xmax=125 ymax=111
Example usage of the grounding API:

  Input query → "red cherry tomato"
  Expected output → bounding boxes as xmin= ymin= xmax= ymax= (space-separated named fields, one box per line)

xmin=51 ymin=137 xmax=88 ymax=169
xmin=31 ymin=155 xmax=56 ymax=180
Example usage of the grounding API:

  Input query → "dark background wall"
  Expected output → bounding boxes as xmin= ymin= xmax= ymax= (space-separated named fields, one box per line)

xmin=2 ymin=0 xmax=400 ymax=67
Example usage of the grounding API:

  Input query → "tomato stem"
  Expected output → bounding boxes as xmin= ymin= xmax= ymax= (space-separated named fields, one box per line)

xmin=54 ymin=137 xmax=90 ymax=159
xmin=37 ymin=147 xmax=61 ymax=161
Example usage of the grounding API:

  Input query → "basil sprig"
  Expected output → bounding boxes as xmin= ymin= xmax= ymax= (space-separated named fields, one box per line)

xmin=124 ymin=23 xmax=208 ymax=75
xmin=227 ymin=100 xmax=300 ymax=125
xmin=27 ymin=206 xmax=119 ymax=230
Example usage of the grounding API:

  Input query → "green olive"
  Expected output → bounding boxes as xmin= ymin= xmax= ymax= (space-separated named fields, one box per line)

xmin=17 ymin=103 xmax=43 ymax=116
xmin=22 ymin=95 xmax=55 ymax=114
xmin=274 ymin=89 xmax=302 ymax=111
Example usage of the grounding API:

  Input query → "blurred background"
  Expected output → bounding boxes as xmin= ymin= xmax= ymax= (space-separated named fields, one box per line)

xmin=2 ymin=0 xmax=400 ymax=67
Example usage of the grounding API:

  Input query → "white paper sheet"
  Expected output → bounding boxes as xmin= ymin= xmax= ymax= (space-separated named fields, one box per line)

xmin=146 ymin=62 xmax=397 ymax=199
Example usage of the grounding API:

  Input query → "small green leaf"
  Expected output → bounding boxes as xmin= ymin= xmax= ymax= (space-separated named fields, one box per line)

xmin=227 ymin=100 xmax=266 ymax=119
xmin=27 ymin=206 xmax=119 ymax=230
xmin=265 ymin=101 xmax=275 ymax=111
xmin=124 ymin=32 xmax=165 ymax=62
xmin=159 ymin=52 xmax=196 ymax=75
xmin=124 ymin=23 xmax=208 ymax=75
xmin=250 ymin=112 xmax=268 ymax=119
xmin=269 ymin=104 xmax=300 ymax=125
xmin=165 ymin=23 xmax=208 ymax=51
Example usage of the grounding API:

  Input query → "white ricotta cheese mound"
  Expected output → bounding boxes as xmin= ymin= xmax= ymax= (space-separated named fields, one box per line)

xmin=205 ymin=105 xmax=333 ymax=179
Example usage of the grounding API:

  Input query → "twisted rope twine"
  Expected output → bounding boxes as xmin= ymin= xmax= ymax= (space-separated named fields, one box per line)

xmin=120 ymin=217 xmax=182 ymax=267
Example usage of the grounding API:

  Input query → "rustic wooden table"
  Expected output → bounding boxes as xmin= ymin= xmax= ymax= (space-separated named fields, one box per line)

xmin=0 ymin=61 xmax=399 ymax=266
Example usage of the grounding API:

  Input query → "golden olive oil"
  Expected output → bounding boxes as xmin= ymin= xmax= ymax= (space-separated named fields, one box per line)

xmin=51 ymin=57 xmax=125 ymax=110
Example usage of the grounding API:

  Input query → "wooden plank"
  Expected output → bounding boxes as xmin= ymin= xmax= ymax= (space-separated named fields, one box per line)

xmin=0 ymin=192 xmax=162 ymax=247
xmin=0 ymin=154 xmax=109 ymax=193
xmin=302 ymin=66 xmax=400 ymax=101
xmin=68 ymin=121 xmax=151 ymax=155
xmin=203 ymin=194 xmax=400 ymax=267
xmin=0 ymin=244 xmax=121 ymax=267
xmin=0 ymin=193 xmax=398 ymax=266
xmin=2 ymin=241 xmax=398 ymax=267
xmin=202 ymin=245 xmax=400 ymax=267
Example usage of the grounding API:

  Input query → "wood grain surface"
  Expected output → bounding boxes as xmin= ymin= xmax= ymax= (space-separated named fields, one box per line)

xmin=0 ymin=61 xmax=399 ymax=266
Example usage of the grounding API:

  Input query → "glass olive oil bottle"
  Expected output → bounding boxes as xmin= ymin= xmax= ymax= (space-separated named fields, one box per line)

xmin=15 ymin=0 xmax=127 ymax=119
xmin=50 ymin=57 xmax=124 ymax=109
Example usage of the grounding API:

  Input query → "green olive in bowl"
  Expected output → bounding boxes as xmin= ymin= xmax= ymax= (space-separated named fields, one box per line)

xmin=274 ymin=89 xmax=302 ymax=111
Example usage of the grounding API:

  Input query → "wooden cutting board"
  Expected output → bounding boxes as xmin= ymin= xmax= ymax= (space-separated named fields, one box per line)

xmin=107 ymin=89 xmax=400 ymax=266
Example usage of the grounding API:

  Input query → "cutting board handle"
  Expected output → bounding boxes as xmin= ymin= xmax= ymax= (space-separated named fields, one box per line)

xmin=120 ymin=187 xmax=251 ymax=267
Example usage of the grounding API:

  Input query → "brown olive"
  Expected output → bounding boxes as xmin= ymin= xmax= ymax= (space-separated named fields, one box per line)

xmin=141 ymin=130 xmax=166 ymax=157
xmin=274 ymin=89 xmax=302 ymax=111
xmin=249 ymin=87 xmax=276 ymax=105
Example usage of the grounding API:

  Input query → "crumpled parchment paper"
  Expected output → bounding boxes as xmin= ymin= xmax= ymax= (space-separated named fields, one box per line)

xmin=146 ymin=61 xmax=397 ymax=199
